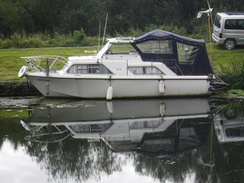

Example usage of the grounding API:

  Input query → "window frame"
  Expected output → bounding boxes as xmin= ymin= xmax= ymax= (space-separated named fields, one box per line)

xmin=128 ymin=66 xmax=164 ymax=75
xmin=67 ymin=64 xmax=113 ymax=74
xmin=135 ymin=40 xmax=173 ymax=54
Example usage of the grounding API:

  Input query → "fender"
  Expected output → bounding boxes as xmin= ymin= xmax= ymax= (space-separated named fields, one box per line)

xmin=18 ymin=66 xmax=28 ymax=78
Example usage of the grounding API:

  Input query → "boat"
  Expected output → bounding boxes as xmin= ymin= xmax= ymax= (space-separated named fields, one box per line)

xmin=18 ymin=29 xmax=226 ymax=99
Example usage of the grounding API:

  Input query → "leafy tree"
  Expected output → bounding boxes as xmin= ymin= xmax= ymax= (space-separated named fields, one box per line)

xmin=0 ymin=0 xmax=244 ymax=38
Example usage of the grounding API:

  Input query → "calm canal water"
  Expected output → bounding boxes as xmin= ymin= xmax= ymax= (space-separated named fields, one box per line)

xmin=0 ymin=97 xmax=243 ymax=183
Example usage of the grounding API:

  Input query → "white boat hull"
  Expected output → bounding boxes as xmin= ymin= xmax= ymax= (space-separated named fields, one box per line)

xmin=26 ymin=74 xmax=212 ymax=98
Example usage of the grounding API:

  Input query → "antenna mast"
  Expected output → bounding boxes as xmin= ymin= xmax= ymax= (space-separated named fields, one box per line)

xmin=102 ymin=13 xmax=108 ymax=47
xmin=98 ymin=21 xmax=101 ymax=51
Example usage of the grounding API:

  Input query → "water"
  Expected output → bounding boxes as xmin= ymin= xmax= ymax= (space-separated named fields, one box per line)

xmin=0 ymin=97 xmax=243 ymax=183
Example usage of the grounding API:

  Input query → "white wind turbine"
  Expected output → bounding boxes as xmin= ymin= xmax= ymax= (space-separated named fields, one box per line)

xmin=197 ymin=0 xmax=213 ymax=55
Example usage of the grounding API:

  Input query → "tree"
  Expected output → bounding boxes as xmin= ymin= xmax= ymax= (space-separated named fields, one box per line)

xmin=0 ymin=0 xmax=244 ymax=38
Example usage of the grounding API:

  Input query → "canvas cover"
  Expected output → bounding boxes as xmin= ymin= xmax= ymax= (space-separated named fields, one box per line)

xmin=132 ymin=29 xmax=213 ymax=75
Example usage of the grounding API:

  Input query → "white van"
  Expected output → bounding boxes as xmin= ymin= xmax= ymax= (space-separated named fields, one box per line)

xmin=212 ymin=12 xmax=244 ymax=49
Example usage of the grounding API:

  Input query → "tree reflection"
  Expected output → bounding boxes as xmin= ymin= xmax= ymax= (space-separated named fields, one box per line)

xmin=133 ymin=140 xmax=208 ymax=183
xmin=0 ymin=118 xmax=28 ymax=150
xmin=2 ymin=119 xmax=244 ymax=183
xmin=132 ymin=125 xmax=244 ymax=183
xmin=25 ymin=137 xmax=124 ymax=182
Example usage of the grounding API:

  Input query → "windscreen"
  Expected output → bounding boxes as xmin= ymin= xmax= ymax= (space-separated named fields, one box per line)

xmin=214 ymin=14 xmax=222 ymax=28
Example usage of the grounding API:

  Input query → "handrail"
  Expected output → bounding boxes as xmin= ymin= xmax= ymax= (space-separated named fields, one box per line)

xmin=21 ymin=55 xmax=68 ymax=72
xmin=49 ymin=56 xmax=68 ymax=69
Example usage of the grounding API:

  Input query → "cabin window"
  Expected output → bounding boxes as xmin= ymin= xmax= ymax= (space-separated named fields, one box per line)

xmin=177 ymin=43 xmax=199 ymax=64
xmin=107 ymin=43 xmax=137 ymax=54
xmin=67 ymin=64 xmax=112 ymax=74
xmin=128 ymin=66 xmax=163 ymax=75
xmin=135 ymin=40 xmax=173 ymax=54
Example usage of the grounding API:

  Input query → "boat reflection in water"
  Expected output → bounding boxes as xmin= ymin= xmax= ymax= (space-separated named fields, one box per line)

xmin=21 ymin=98 xmax=215 ymax=156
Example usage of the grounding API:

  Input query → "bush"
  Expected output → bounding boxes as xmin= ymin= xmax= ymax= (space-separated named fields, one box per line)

xmin=86 ymin=36 xmax=100 ymax=46
xmin=218 ymin=59 xmax=244 ymax=90
xmin=0 ymin=24 xmax=210 ymax=48
xmin=0 ymin=29 xmax=88 ymax=48
xmin=73 ymin=28 xmax=87 ymax=45
xmin=10 ymin=33 xmax=22 ymax=47
xmin=22 ymin=33 xmax=48 ymax=47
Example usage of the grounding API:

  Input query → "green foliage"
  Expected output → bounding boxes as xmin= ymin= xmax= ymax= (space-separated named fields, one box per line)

xmin=0 ymin=30 xmax=91 ymax=48
xmin=218 ymin=59 xmax=244 ymax=90
xmin=0 ymin=25 xmax=188 ymax=48
xmin=1 ymin=0 xmax=244 ymax=39
xmin=73 ymin=29 xmax=87 ymax=45
xmin=229 ymin=89 xmax=244 ymax=95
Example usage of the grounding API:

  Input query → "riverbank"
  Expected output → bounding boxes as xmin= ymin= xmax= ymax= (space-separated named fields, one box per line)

xmin=0 ymin=81 xmax=40 ymax=96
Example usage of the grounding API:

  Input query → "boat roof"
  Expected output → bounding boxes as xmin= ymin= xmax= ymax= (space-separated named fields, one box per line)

xmin=107 ymin=30 xmax=205 ymax=45
xmin=107 ymin=37 xmax=135 ymax=43
xmin=134 ymin=29 xmax=205 ymax=46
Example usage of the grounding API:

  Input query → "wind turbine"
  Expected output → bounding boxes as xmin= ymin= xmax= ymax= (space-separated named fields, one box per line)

xmin=197 ymin=8 xmax=213 ymax=19
xmin=197 ymin=0 xmax=213 ymax=58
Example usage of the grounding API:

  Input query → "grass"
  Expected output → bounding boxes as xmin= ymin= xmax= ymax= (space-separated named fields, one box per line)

xmin=229 ymin=89 xmax=244 ymax=95
xmin=0 ymin=46 xmax=97 ymax=80
xmin=210 ymin=44 xmax=244 ymax=72
xmin=0 ymin=43 xmax=243 ymax=82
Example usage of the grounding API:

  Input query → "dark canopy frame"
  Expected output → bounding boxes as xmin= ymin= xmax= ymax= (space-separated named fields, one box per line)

xmin=131 ymin=29 xmax=213 ymax=75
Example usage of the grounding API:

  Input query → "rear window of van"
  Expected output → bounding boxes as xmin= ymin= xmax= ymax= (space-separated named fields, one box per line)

xmin=214 ymin=15 xmax=222 ymax=28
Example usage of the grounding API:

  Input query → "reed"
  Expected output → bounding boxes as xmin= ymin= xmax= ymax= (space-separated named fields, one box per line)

xmin=218 ymin=59 xmax=244 ymax=90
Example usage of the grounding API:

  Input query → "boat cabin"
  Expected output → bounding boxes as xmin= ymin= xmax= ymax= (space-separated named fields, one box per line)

xmin=131 ymin=29 xmax=213 ymax=75
xmin=66 ymin=30 xmax=213 ymax=77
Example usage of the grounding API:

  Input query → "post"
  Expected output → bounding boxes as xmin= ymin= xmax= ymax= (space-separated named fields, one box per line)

xmin=46 ymin=58 xmax=49 ymax=77
xmin=208 ymin=13 xmax=213 ymax=68
xmin=208 ymin=14 xmax=212 ymax=52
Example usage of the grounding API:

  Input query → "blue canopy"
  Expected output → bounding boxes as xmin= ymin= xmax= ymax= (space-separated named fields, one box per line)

xmin=132 ymin=29 xmax=213 ymax=75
